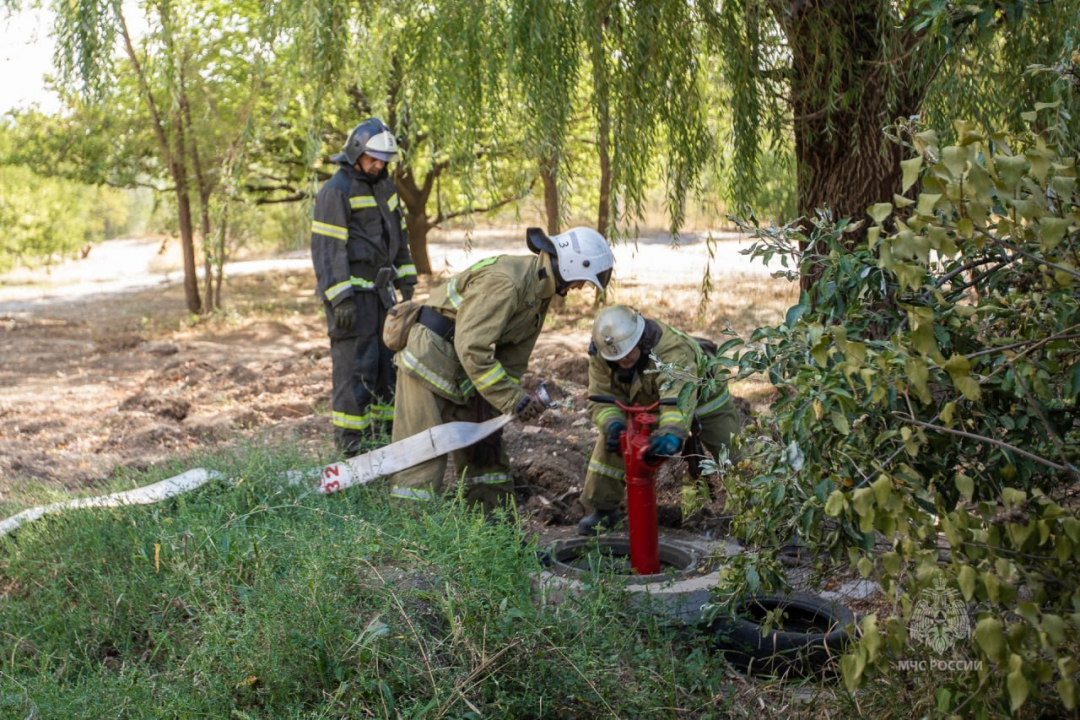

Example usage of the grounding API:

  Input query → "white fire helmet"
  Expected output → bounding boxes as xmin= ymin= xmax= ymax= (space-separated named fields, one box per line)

xmin=526 ymin=226 xmax=614 ymax=291
xmin=333 ymin=117 xmax=401 ymax=165
xmin=592 ymin=305 xmax=646 ymax=361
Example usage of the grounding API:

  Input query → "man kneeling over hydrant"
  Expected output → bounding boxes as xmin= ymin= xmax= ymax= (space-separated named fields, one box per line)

xmin=579 ymin=305 xmax=742 ymax=536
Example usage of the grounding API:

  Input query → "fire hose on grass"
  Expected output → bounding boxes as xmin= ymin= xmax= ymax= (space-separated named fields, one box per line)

xmin=1 ymin=384 xmax=558 ymax=536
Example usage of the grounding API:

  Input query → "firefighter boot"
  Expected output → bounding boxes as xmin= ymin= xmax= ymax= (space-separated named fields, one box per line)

xmin=577 ymin=509 xmax=623 ymax=537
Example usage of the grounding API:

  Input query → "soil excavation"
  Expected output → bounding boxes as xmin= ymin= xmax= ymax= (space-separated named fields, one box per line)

xmin=0 ymin=230 xmax=794 ymax=537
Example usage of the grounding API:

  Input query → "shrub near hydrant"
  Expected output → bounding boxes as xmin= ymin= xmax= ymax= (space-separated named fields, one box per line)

xmin=711 ymin=113 xmax=1080 ymax=715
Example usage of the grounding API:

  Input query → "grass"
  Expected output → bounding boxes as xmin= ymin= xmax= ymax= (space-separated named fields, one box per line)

xmin=0 ymin=441 xmax=737 ymax=717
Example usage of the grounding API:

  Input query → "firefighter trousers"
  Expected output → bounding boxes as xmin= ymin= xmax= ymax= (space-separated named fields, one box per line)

xmin=330 ymin=321 xmax=395 ymax=456
xmin=581 ymin=400 xmax=742 ymax=513
xmin=388 ymin=371 xmax=513 ymax=513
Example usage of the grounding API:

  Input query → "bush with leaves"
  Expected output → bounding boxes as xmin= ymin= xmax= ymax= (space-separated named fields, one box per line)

xmin=709 ymin=113 xmax=1079 ymax=715
xmin=0 ymin=165 xmax=131 ymax=272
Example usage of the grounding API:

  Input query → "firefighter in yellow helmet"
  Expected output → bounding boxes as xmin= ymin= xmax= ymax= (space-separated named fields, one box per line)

xmin=580 ymin=305 xmax=742 ymax=535
xmin=389 ymin=227 xmax=615 ymax=513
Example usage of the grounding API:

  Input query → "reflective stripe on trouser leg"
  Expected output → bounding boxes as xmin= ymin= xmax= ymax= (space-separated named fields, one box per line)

xmin=331 ymin=334 xmax=369 ymax=452
xmin=388 ymin=371 xmax=453 ymax=500
xmin=350 ymin=320 xmax=395 ymax=434
xmin=451 ymin=438 xmax=512 ymax=514
xmin=581 ymin=438 xmax=626 ymax=513
xmin=330 ymin=295 xmax=395 ymax=450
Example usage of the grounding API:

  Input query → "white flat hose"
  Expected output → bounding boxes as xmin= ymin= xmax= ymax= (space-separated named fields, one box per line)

xmin=0 ymin=468 xmax=220 ymax=538
xmin=0 ymin=414 xmax=518 ymax=537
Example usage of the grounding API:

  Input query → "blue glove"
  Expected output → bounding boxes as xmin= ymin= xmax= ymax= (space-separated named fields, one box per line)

xmin=644 ymin=433 xmax=681 ymax=461
xmin=605 ymin=422 xmax=626 ymax=453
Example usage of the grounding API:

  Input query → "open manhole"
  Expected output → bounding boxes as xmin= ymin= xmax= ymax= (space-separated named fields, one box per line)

xmin=549 ymin=536 xmax=697 ymax=584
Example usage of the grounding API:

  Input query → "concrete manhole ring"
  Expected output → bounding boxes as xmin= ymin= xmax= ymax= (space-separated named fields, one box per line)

xmin=533 ymin=534 xmax=741 ymax=623
xmin=548 ymin=536 xmax=698 ymax=583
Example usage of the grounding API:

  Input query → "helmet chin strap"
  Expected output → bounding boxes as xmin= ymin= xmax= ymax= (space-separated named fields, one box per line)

xmin=547 ymin=253 xmax=574 ymax=296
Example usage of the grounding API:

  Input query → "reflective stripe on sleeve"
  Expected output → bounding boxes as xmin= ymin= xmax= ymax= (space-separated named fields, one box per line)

xmin=387 ymin=194 xmax=399 ymax=211
xmin=474 ymin=363 xmax=507 ymax=391
xmin=395 ymin=264 xmax=417 ymax=278
xmin=447 ymin=278 xmax=463 ymax=308
xmin=596 ymin=407 xmax=623 ymax=428
xmin=350 ymin=276 xmax=376 ymax=289
xmin=658 ymin=406 xmax=686 ymax=433
xmin=696 ymin=390 xmax=732 ymax=417
xmin=325 ymin=281 xmax=352 ymax=301
xmin=313 ymin=221 xmax=348 ymax=240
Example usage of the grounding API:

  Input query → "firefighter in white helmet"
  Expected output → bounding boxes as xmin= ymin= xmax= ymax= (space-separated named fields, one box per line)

xmin=389 ymin=227 xmax=615 ymax=514
xmin=580 ymin=305 xmax=742 ymax=535
xmin=311 ymin=118 xmax=417 ymax=457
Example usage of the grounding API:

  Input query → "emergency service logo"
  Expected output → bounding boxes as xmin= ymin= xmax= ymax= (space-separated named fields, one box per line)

xmin=910 ymin=577 xmax=972 ymax=654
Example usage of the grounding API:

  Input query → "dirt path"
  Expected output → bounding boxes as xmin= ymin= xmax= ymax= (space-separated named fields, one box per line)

xmin=0 ymin=230 xmax=796 ymax=530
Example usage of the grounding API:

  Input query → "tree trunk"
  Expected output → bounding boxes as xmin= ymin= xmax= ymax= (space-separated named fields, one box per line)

xmin=784 ymin=0 xmax=923 ymax=292
xmin=405 ymin=212 xmax=433 ymax=275
xmin=794 ymin=109 xmax=904 ymax=235
xmin=118 ymin=8 xmax=201 ymax=313
xmin=541 ymin=143 xmax=561 ymax=235
xmin=175 ymin=181 xmax=201 ymax=314
xmin=171 ymin=118 xmax=202 ymax=314
xmin=395 ymin=165 xmax=434 ymax=275
xmin=597 ymin=123 xmax=612 ymax=237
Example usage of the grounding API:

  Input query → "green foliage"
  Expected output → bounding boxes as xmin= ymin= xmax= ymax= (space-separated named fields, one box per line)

xmin=0 ymin=444 xmax=733 ymax=715
xmin=713 ymin=114 xmax=1079 ymax=713
xmin=0 ymin=164 xmax=130 ymax=271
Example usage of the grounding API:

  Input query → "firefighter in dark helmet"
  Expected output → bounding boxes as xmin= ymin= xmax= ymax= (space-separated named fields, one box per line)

xmin=311 ymin=118 xmax=417 ymax=456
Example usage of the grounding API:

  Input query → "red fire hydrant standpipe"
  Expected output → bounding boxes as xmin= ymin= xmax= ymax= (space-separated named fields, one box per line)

xmin=589 ymin=395 xmax=678 ymax=576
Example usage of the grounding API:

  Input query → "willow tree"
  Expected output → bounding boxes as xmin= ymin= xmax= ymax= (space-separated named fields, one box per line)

xmin=506 ymin=0 xmax=714 ymax=240
xmin=35 ymin=0 xmax=298 ymax=313
xmin=712 ymin=0 xmax=1080 ymax=249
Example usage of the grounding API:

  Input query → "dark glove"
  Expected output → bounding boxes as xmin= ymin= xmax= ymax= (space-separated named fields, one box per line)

xmin=644 ymin=433 xmax=682 ymax=462
xmin=333 ymin=301 xmax=356 ymax=331
xmin=399 ymin=284 xmax=415 ymax=301
xmin=605 ymin=422 xmax=626 ymax=454
xmin=513 ymin=393 xmax=546 ymax=423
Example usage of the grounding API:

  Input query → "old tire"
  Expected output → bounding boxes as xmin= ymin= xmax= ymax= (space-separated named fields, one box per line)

xmin=707 ymin=592 xmax=854 ymax=677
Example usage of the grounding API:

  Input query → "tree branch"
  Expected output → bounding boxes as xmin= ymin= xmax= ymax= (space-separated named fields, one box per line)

xmin=893 ymin=412 xmax=1079 ymax=476
xmin=433 ymin=180 xmax=537 ymax=226
xmin=965 ymin=327 xmax=1080 ymax=360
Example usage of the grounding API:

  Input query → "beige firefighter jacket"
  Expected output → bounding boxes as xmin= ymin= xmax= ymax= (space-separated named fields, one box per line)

xmin=588 ymin=320 xmax=733 ymax=442
xmin=397 ymin=253 xmax=557 ymax=414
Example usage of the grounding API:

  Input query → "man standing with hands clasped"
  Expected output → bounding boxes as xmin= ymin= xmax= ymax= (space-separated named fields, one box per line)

xmin=311 ymin=118 xmax=417 ymax=457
